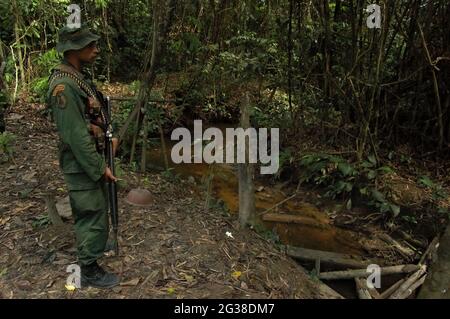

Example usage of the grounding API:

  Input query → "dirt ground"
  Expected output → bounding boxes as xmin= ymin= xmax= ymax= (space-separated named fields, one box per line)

xmin=0 ymin=101 xmax=339 ymax=299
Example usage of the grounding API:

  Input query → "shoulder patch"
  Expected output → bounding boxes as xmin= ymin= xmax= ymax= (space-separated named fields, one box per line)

xmin=51 ymin=84 xmax=67 ymax=109
xmin=52 ymin=84 xmax=65 ymax=96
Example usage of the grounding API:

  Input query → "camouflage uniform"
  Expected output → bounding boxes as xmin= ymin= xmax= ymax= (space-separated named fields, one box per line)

xmin=46 ymin=26 xmax=118 ymax=288
xmin=47 ymin=60 xmax=109 ymax=266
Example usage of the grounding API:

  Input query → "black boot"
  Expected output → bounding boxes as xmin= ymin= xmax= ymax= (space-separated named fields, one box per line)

xmin=81 ymin=262 xmax=120 ymax=289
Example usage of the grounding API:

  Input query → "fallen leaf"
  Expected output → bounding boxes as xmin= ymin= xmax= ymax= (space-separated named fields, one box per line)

xmin=167 ymin=287 xmax=176 ymax=295
xmin=16 ymin=280 xmax=32 ymax=290
xmin=65 ymin=284 xmax=76 ymax=291
xmin=231 ymin=271 xmax=242 ymax=280
xmin=120 ymin=278 xmax=140 ymax=286
xmin=0 ymin=268 xmax=7 ymax=278
xmin=184 ymin=274 xmax=194 ymax=283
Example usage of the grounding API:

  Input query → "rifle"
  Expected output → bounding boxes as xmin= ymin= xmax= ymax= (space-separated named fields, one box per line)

xmin=103 ymin=96 xmax=119 ymax=255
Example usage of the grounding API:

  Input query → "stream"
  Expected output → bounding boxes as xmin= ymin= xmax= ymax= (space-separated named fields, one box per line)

xmin=144 ymin=124 xmax=367 ymax=257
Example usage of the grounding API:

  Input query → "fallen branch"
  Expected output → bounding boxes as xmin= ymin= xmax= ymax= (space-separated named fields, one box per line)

xmin=389 ymin=266 xmax=427 ymax=299
xmin=418 ymin=236 xmax=439 ymax=265
xmin=262 ymin=213 xmax=322 ymax=227
xmin=286 ymin=245 xmax=374 ymax=269
xmin=319 ymin=264 xmax=420 ymax=280
xmin=258 ymin=193 xmax=299 ymax=216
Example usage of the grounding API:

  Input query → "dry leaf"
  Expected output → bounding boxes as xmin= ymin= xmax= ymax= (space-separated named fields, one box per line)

xmin=120 ymin=278 xmax=140 ymax=286
xmin=184 ymin=274 xmax=194 ymax=283
xmin=231 ymin=271 xmax=242 ymax=280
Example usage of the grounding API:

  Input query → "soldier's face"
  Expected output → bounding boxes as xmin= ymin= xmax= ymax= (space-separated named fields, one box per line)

xmin=78 ymin=42 xmax=100 ymax=64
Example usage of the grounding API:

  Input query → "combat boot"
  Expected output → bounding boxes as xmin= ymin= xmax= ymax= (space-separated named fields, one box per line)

xmin=81 ymin=262 xmax=120 ymax=289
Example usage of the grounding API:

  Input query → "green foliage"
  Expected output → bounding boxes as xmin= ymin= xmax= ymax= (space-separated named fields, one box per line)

xmin=30 ymin=49 xmax=60 ymax=102
xmin=0 ymin=132 xmax=15 ymax=162
xmin=418 ymin=175 xmax=448 ymax=200
xmin=299 ymin=153 xmax=400 ymax=217
xmin=161 ymin=168 xmax=180 ymax=183
xmin=114 ymin=159 xmax=128 ymax=190
xmin=32 ymin=215 xmax=50 ymax=228
xmin=251 ymin=223 xmax=281 ymax=246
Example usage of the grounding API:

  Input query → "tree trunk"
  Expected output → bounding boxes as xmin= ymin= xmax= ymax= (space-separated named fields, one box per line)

xmin=238 ymin=93 xmax=255 ymax=228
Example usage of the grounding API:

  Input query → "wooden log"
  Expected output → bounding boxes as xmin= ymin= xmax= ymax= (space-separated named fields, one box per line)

xmin=380 ymin=278 xmax=406 ymax=299
xmin=389 ymin=266 xmax=427 ymax=299
xmin=286 ymin=246 xmax=373 ymax=269
xmin=263 ymin=213 xmax=322 ymax=227
xmin=355 ymin=278 xmax=372 ymax=299
xmin=319 ymin=264 xmax=420 ymax=280
xmin=313 ymin=280 xmax=346 ymax=299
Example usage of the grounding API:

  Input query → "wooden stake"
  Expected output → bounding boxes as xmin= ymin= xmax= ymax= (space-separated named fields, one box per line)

xmin=44 ymin=194 xmax=64 ymax=227
xmin=129 ymin=109 xmax=142 ymax=165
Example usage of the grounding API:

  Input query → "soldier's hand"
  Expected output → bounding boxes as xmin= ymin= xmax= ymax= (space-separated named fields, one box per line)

xmin=90 ymin=123 xmax=103 ymax=138
xmin=104 ymin=167 xmax=117 ymax=182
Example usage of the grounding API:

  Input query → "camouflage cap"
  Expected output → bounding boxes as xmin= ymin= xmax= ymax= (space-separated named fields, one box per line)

xmin=56 ymin=25 xmax=100 ymax=54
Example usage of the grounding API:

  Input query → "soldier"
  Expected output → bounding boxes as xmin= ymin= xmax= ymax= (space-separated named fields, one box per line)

xmin=47 ymin=25 xmax=120 ymax=289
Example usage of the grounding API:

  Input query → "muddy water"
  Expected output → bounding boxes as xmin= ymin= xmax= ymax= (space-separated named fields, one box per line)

xmin=146 ymin=133 xmax=365 ymax=256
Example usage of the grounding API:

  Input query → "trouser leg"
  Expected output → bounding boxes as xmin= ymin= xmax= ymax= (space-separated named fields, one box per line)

xmin=69 ymin=185 xmax=109 ymax=266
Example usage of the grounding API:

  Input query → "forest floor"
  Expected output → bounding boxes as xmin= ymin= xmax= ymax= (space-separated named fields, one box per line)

xmin=0 ymin=99 xmax=342 ymax=299
xmin=2 ymin=82 xmax=449 ymax=299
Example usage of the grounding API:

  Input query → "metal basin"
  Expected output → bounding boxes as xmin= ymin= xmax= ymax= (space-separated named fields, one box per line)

xmin=125 ymin=188 xmax=154 ymax=207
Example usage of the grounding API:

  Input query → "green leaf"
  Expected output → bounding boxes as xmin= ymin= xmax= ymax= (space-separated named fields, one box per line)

xmin=378 ymin=166 xmax=394 ymax=174
xmin=379 ymin=202 xmax=390 ymax=213
xmin=359 ymin=187 xmax=368 ymax=195
xmin=346 ymin=199 xmax=352 ymax=210
xmin=419 ymin=176 xmax=434 ymax=188
xmin=390 ymin=204 xmax=401 ymax=217
xmin=361 ymin=161 xmax=375 ymax=168
xmin=388 ymin=151 xmax=395 ymax=160
xmin=367 ymin=170 xmax=377 ymax=180
xmin=371 ymin=189 xmax=385 ymax=202
xmin=368 ymin=155 xmax=377 ymax=165
xmin=338 ymin=162 xmax=354 ymax=176
xmin=345 ymin=182 xmax=353 ymax=192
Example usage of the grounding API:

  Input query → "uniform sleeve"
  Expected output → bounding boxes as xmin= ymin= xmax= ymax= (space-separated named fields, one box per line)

xmin=51 ymin=82 xmax=106 ymax=182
